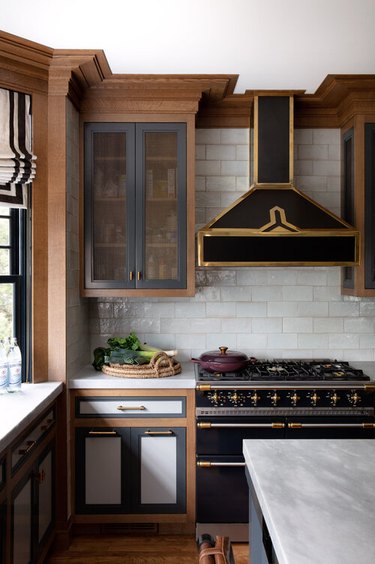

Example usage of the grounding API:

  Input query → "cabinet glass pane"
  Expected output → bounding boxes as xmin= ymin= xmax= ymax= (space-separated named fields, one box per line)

xmin=92 ymin=132 xmax=127 ymax=281
xmin=140 ymin=436 xmax=177 ymax=504
xmin=144 ymin=132 xmax=179 ymax=281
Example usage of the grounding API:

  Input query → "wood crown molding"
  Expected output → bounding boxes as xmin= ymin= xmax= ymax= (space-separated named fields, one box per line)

xmin=1 ymin=31 xmax=375 ymax=127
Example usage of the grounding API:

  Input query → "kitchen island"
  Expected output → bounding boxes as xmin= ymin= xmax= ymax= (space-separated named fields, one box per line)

xmin=243 ymin=439 xmax=375 ymax=564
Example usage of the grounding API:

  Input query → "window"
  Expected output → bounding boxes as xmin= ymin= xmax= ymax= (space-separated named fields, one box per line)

xmin=0 ymin=205 xmax=31 ymax=382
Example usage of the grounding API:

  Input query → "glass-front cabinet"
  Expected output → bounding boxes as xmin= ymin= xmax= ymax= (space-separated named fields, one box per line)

xmin=83 ymin=122 xmax=188 ymax=294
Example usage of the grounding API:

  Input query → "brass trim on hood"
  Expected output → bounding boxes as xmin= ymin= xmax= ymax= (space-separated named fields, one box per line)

xmin=197 ymin=94 xmax=360 ymax=267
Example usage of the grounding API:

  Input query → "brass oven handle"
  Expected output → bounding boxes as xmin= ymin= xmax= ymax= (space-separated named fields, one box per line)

xmin=117 ymin=405 xmax=146 ymax=411
xmin=197 ymin=461 xmax=246 ymax=468
xmin=88 ymin=430 xmax=118 ymax=436
xmin=288 ymin=422 xmax=375 ymax=429
xmin=144 ymin=430 xmax=174 ymax=436
xmin=197 ymin=422 xmax=285 ymax=429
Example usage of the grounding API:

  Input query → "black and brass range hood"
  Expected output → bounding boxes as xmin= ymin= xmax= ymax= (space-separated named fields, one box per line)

xmin=197 ymin=94 xmax=360 ymax=266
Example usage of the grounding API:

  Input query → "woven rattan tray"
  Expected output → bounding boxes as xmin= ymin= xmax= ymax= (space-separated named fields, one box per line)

xmin=101 ymin=350 xmax=181 ymax=379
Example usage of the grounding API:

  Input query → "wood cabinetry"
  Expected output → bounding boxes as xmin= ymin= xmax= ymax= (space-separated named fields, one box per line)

xmin=82 ymin=116 xmax=195 ymax=298
xmin=70 ymin=389 xmax=195 ymax=531
xmin=342 ymin=116 xmax=375 ymax=296
xmin=1 ymin=406 xmax=56 ymax=564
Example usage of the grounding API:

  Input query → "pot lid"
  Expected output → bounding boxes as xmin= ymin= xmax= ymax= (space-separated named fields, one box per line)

xmin=200 ymin=346 xmax=248 ymax=362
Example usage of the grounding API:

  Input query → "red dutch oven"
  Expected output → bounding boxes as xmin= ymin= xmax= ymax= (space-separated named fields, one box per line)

xmin=192 ymin=346 xmax=252 ymax=373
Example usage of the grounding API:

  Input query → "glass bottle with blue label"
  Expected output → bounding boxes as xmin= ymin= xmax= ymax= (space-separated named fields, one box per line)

xmin=0 ymin=339 xmax=8 ymax=394
xmin=7 ymin=337 xmax=22 ymax=392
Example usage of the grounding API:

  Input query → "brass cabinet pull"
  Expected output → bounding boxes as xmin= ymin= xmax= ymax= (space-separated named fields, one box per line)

xmin=144 ymin=430 xmax=174 ymax=436
xmin=129 ymin=271 xmax=134 ymax=281
xmin=197 ymin=461 xmax=246 ymax=468
xmin=18 ymin=440 xmax=36 ymax=456
xmin=117 ymin=405 xmax=146 ymax=411
xmin=88 ymin=430 xmax=118 ymax=436
xmin=137 ymin=271 xmax=142 ymax=281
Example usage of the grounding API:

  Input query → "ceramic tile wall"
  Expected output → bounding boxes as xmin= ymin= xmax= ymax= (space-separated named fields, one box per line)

xmin=88 ymin=128 xmax=375 ymax=364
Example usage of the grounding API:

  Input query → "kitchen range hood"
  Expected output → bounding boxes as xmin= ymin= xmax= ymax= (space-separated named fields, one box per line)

xmin=197 ymin=94 xmax=360 ymax=267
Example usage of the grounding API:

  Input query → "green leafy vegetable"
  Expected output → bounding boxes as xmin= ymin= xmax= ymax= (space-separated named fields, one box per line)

xmin=92 ymin=332 xmax=158 ymax=371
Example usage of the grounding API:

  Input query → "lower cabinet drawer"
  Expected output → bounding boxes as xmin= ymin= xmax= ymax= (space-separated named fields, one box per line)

xmin=75 ymin=396 xmax=186 ymax=418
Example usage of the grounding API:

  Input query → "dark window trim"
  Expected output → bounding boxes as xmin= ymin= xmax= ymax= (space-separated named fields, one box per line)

xmin=0 ymin=203 xmax=31 ymax=382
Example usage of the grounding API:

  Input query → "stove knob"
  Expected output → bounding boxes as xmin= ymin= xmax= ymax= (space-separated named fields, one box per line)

xmin=306 ymin=391 xmax=320 ymax=406
xmin=347 ymin=390 xmax=361 ymax=406
xmin=249 ymin=391 xmax=260 ymax=406
xmin=267 ymin=391 xmax=280 ymax=406
xmin=286 ymin=391 xmax=300 ymax=406
xmin=207 ymin=391 xmax=225 ymax=406
xmin=228 ymin=391 xmax=246 ymax=406
xmin=326 ymin=391 xmax=341 ymax=406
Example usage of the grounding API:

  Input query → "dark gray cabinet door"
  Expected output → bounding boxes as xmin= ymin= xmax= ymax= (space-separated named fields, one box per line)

xmin=130 ymin=427 xmax=186 ymax=514
xmin=75 ymin=426 xmax=186 ymax=515
xmin=84 ymin=122 xmax=187 ymax=290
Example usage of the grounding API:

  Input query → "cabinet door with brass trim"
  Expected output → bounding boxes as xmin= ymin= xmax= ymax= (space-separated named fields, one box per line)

xmin=131 ymin=427 xmax=186 ymax=514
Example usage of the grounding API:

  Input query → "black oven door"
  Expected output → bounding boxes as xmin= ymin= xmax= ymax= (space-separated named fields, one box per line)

xmin=196 ymin=455 xmax=248 ymax=523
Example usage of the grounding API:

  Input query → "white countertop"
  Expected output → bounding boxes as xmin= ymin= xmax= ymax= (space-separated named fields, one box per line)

xmin=68 ymin=362 xmax=196 ymax=389
xmin=243 ymin=439 xmax=375 ymax=564
xmin=0 ymin=382 xmax=63 ymax=452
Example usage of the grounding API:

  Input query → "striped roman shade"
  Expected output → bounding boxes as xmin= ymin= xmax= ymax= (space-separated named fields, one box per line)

xmin=0 ymin=88 xmax=36 ymax=208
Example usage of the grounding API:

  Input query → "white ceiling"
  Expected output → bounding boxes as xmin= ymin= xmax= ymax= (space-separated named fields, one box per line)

xmin=2 ymin=0 xmax=375 ymax=93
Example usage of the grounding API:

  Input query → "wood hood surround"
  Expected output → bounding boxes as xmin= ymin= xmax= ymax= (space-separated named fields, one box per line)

xmin=0 ymin=29 xmax=375 ymax=382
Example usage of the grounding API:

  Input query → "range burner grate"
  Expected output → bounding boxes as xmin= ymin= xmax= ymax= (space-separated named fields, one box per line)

xmin=195 ymin=359 xmax=369 ymax=382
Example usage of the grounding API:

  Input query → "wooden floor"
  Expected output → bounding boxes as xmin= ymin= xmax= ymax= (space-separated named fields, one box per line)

xmin=46 ymin=534 xmax=249 ymax=564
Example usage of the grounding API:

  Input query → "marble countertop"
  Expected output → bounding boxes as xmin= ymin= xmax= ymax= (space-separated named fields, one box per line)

xmin=68 ymin=362 xmax=196 ymax=389
xmin=243 ymin=439 xmax=375 ymax=564
xmin=0 ymin=382 xmax=63 ymax=452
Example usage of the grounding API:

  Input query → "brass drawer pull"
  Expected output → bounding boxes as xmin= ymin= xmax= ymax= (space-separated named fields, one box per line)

xmin=197 ymin=461 xmax=246 ymax=468
xmin=117 ymin=405 xmax=146 ymax=411
xmin=88 ymin=431 xmax=117 ymax=436
xmin=18 ymin=440 xmax=36 ymax=456
xmin=144 ymin=430 xmax=174 ymax=436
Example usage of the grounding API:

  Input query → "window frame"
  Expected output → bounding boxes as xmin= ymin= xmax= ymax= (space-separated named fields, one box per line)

xmin=0 ymin=205 xmax=31 ymax=382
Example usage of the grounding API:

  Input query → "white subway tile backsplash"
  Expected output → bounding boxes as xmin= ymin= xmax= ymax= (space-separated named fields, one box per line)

xmin=344 ymin=318 xmax=375 ymax=333
xmin=298 ymin=144 xmax=329 ymax=160
xmin=267 ymin=302 xmax=299 ymax=317
xmin=221 ymin=160 xmax=249 ymax=176
xmin=313 ymin=318 xmax=343 ymax=333
xmin=222 ymin=318 xmax=252 ymax=333
xmin=206 ymin=302 xmax=237 ymax=317
xmin=207 ymin=144 xmax=237 ymax=160
xmin=196 ymin=160 xmax=221 ymax=176
xmin=283 ymin=318 xmax=313 ymax=333
xmin=312 ymin=129 xmax=340 ymax=145
xmin=221 ymin=129 xmax=249 ymax=144
xmin=267 ymin=333 xmax=298 ymax=349
xmin=282 ymin=286 xmax=313 ymax=301
xmin=235 ymin=302 xmax=267 ymax=317
xmin=196 ymin=129 xmax=221 ymax=144
xmin=252 ymin=286 xmax=283 ymax=302
xmin=206 ymin=175 xmax=237 ymax=191
xmin=86 ymin=127 xmax=374 ymax=364
xmin=252 ymin=318 xmax=283 ymax=333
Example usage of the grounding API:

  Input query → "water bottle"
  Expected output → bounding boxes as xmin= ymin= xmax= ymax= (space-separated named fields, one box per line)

xmin=7 ymin=337 xmax=22 ymax=392
xmin=0 ymin=339 xmax=8 ymax=394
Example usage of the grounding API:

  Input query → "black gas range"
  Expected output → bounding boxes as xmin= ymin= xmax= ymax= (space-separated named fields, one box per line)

xmin=195 ymin=359 xmax=375 ymax=417
xmin=195 ymin=359 xmax=375 ymax=541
